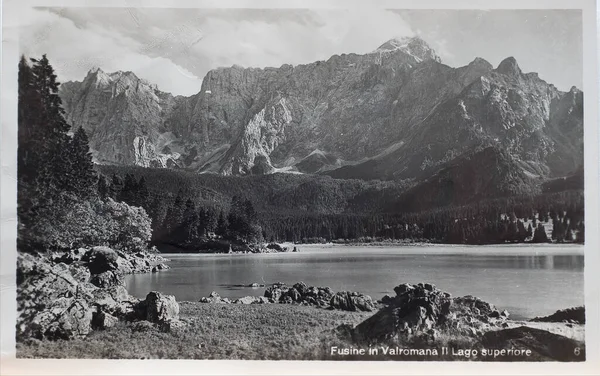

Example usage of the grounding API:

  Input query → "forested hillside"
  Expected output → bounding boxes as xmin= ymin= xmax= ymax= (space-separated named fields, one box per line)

xmin=97 ymin=165 xmax=584 ymax=247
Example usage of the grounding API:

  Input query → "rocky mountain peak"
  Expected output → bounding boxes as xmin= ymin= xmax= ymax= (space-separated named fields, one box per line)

xmin=495 ymin=56 xmax=522 ymax=76
xmin=375 ymin=36 xmax=441 ymax=63
xmin=469 ymin=57 xmax=493 ymax=70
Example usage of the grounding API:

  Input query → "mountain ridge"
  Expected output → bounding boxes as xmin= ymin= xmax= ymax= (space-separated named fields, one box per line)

xmin=58 ymin=37 xmax=583 ymax=198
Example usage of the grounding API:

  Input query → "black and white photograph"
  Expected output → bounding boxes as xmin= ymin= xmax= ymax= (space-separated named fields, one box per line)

xmin=1 ymin=0 xmax=599 ymax=374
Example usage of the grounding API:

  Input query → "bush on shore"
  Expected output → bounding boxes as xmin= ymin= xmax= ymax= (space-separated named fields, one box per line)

xmin=24 ymin=193 xmax=152 ymax=253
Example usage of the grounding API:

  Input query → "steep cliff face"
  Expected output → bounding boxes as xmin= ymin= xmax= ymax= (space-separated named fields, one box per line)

xmin=59 ymin=36 xmax=583 ymax=185
xmin=60 ymin=69 xmax=187 ymax=167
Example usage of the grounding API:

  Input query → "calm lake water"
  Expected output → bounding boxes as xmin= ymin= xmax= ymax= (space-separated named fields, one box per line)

xmin=124 ymin=244 xmax=584 ymax=320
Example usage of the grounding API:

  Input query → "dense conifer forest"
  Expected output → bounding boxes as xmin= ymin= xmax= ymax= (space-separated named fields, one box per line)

xmin=98 ymin=166 xmax=584 ymax=248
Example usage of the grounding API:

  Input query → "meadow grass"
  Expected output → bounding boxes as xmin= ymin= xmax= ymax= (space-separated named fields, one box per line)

xmin=17 ymin=302 xmax=371 ymax=360
xmin=16 ymin=302 xmax=585 ymax=361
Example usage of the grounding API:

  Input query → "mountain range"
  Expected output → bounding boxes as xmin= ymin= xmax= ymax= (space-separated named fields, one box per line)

xmin=58 ymin=36 xmax=583 ymax=200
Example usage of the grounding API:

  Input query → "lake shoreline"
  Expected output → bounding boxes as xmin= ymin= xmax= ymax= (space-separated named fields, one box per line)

xmin=16 ymin=247 xmax=585 ymax=361
xmin=159 ymin=242 xmax=585 ymax=258
xmin=127 ymin=244 xmax=584 ymax=319
xmin=156 ymin=241 xmax=585 ymax=254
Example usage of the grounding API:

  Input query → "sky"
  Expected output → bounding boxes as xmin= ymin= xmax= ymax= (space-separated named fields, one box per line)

xmin=19 ymin=8 xmax=582 ymax=96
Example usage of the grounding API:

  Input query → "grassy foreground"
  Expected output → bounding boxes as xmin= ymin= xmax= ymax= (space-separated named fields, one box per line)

xmin=17 ymin=302 xmax=371 ymax=360
xmin=17 ymin=302 xmax=585 ymax=361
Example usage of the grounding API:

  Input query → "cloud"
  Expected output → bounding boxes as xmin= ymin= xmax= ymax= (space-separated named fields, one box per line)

xmin=20 ymin=8 xmax=413 ymax=96
xmin=191 ymin=8 xmax=414 ymax=70
xmin=19 ymin=8 xmax=203 ymax=96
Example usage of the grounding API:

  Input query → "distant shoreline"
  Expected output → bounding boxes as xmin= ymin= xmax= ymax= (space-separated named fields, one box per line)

xmin=327 ymin=242 xmax=585 ymax=248
xmin=157 ymin=241 xmax=585 ymax=252
xmin=159 ymin=242 xmax=585 ymax=258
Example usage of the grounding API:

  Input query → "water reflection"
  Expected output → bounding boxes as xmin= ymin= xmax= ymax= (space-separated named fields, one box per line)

xmin=163 ymin=253 xmax=584 ymax=271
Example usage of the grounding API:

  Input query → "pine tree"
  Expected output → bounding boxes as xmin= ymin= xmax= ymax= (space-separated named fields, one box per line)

xmin=179 ymin=198 xmax=199 ymax=244
xmin=196 ymin=207 xmax=208 ymax=239
xmin=29 ymin=55 xmax=71 ymax=193
xmin=516 ymin=220 xmax=527 ymax=242
xmin=506 ymin=221 xmax=518 ymax=242
xmin=17 ymin=55 xmax=74 ymax=234
xmin=17 ymin=56 xmax=42 ymax=227
xmin=137 ymin=177 xmax=150 ymax=209
xmin=532 ymin=224 xmax=549 ymax=243
xmin=110 ymin=174 xmax=123 ymax=200
xmin=97 ymin=175 xmax=110 ymax=198
xmin=216 ymin=211 xmax=228 ymax=237
xmin=163 ymin=191 xmax=184 ymax=237
xmin=68 ymin=127 xmax=97 ymax=197
xmin=120 ymin=174 xmax=138 ymax=205
xmin=227 ymin=196 xmax=244 ymax=238
xmin=18 ymin=56 xmax=41 ymax=187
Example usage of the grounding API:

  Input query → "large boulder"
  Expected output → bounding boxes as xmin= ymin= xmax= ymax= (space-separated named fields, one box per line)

xmin=330 ymin=292 xmax=375 ymax=312
xmin=318 ymin=287 xmax=334 ymax=300
xmin=91 ymin=285 xmax=138 ymax=319
xmin=91 ymin=311 xmax=119 ymax=330
xmin=28 ymin=299 xmax=94 ymax=340
xmin=351 ymin=293 xmax=376 ymax=312
xmin=143 ymin=291 xmax=180 ymax=324
xmin=292 ymin=282 xmax=308 ymax=295
xmin=90 ymin=270 xmax=123 ymax=288
xmin=234 ymin=296 xmax=270 ymax=304
xmin=352 ymin=282 xmax=509 ymax=344
xmin=16 ymin=254 xmax=96 ymax=340
xmin=287 ymin=288 xmax=302 ymax=302
xmin=152 ymin=263 xmax=169 ymax=273
xmin=82 ymin=246 xmax=119 ymax=275
xmin=264 ymin=283 xmax=288 ymax=302
xmin=200 ymin=291 xmax=232 ymax=304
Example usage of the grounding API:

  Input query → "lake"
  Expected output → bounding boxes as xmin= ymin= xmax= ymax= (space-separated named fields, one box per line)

xmin=124 ymin=244 xmax=585 ymax=320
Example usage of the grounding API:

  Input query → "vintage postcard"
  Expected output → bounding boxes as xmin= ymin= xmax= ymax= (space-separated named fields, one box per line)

xmin=1 ymin=0 xmax=598 ymax=374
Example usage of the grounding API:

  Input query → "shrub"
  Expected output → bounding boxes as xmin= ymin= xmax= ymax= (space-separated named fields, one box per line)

xmin=24 ymin=194 xmax=151 ymax=252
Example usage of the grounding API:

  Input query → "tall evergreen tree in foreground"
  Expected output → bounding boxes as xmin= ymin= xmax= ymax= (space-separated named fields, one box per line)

xmin=17 ymin=55 xmax=116 ymax=251
xmin=18 ymin=55 xmax=73 ymax=229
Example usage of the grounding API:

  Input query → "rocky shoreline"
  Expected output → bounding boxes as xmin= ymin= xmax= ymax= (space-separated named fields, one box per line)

xmin=159 ymin=241 xmax=299 ymax=254
xmin=16 ymin=251 xmax=585 ymax=361
xmin=199 ymin=282 xmax=376 ymax=311
xmin=17 ymin=247 xmax=179 ymax=341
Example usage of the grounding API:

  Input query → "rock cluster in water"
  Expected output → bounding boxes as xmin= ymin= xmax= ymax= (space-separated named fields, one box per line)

xmin=198 ymin=282 xmax=375 ymax=312
xmin=351 ymin=282 xmax=509 ymax=343
xmin=199 ymin=291 xmax=270 ymax=305
xmin=17 ymin=247 xmax=178 ymax=341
